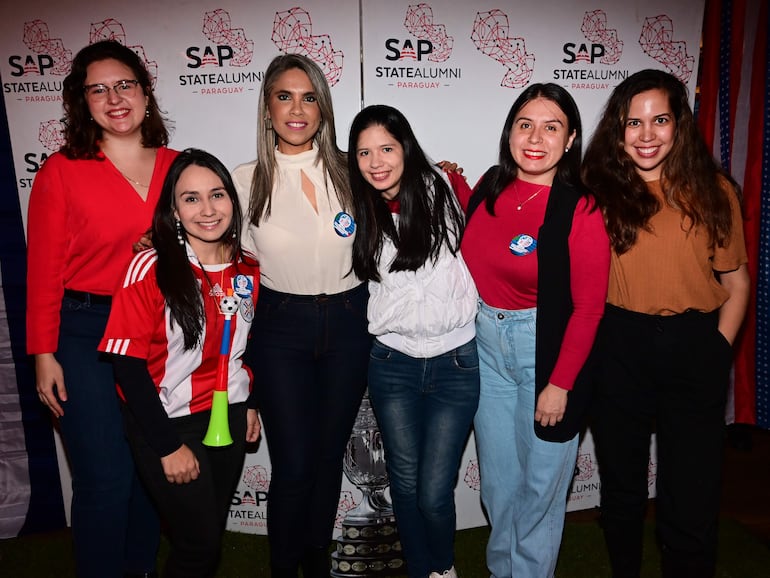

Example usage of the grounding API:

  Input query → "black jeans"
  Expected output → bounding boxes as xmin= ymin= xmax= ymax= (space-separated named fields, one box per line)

xmin=248 ymin=283 xmax=371 ymax=573
xmin=592 ymin=305 xmax=732 ymax=578
xmin=124 ymin=403 xmax=248 ymax=578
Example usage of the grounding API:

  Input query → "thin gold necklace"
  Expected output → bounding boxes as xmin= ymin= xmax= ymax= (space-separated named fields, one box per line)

xmin=106 ymin=153 xmax=150 ymax=188
xmin=514 ymin=183 xmax=547 ymax=211
xmin=119 ymin=171 xmax=149 ymax=188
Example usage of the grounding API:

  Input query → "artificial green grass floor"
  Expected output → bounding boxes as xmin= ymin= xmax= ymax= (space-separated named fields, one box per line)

xmin=2 ymin=516 xmax=769 ymax=577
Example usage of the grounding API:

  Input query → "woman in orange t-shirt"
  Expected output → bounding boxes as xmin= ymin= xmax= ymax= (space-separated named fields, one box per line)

xmin=582 ymin=69 xmax=749 ymax=578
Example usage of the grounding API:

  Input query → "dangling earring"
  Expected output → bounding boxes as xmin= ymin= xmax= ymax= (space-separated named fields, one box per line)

xmin=176 ymin=220 xmax=184 ymax=245
xmin=231 ymin=229 xmax=237 ymax=239
xmin=145 ymin=106 xmax=151 ymax=118
xmin=265 ymin=117 xmax=272 ymax=130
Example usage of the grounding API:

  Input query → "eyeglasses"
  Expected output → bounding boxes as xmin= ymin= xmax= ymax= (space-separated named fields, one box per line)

xmin=83 ymin=79 xmax=140 ymax=100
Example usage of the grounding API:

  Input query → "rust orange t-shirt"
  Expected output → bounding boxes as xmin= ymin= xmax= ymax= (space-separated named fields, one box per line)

xmin=607 ymin=179 xmax=747 ymax=315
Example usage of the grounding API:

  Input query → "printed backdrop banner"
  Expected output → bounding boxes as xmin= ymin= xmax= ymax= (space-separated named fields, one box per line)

xmin=361 ymin=1 xmax=703 ymax=182
xmin=0 ymin=0 xmax=703 ymax=536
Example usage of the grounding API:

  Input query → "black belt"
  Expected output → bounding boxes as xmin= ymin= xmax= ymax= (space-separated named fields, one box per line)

xmin=63 ymin=289 xmax=112 ymax=306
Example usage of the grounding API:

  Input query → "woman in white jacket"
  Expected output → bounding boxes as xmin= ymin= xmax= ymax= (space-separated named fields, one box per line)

xmin=349 ymin=105 xmax=480 ymax=578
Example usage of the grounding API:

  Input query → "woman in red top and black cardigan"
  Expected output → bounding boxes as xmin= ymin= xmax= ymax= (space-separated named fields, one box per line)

xmin=449 ymin=83 xmax=609 ymax=578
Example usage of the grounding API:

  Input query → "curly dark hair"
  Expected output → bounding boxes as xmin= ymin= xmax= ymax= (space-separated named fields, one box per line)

xmin=61 ymin=40 xmax=169 ymax=159
xmin=582 ymin=68 xmax=733 ymax=254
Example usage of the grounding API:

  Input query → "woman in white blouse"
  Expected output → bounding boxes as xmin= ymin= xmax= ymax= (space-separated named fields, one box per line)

xmin=232 ymin=53 xmax=370 ymax=578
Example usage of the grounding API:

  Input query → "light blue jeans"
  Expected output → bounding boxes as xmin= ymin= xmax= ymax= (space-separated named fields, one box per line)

xmin=474 ymin=302 xmax=578 ymax=578
xmin=368 ymin=338 xmax=480 ymax=578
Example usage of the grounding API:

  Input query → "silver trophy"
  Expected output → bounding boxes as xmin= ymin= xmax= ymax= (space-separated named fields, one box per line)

xmin=331 ymin=391 xmax=404 ymax=576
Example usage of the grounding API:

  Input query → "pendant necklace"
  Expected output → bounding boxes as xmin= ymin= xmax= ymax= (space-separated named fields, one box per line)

xmin=120 ymin=172 xmax=149 ymax=188
xmin=107 ymin=152 xmax=151 ymax=188
xmin=509 ymin=181 xmax=548 ymax=256
xmin=514 ymin=182 xmax=547 ymax=211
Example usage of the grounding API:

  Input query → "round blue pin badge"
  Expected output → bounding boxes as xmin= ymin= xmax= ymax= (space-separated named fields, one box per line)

xmin=509 ymin=234 xmax=537 ymax=256
xmin=333 ymin=211 xmax=356 ymax=237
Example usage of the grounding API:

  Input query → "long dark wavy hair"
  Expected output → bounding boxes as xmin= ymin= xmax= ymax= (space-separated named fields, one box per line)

xmin=582 ymin=68 xmax=733 ymax=254
xmin=349 ymin=104 xmax=464 ymax=282
xmin=152 ymin=149 xmax=244 ymax=350
xmin=473 ymin=83 xmax=585 ymax=217
xmin=248 ymin=53 xmax=350 ymax=224
xmin=61 ymin=40 xmax=169 ymax=159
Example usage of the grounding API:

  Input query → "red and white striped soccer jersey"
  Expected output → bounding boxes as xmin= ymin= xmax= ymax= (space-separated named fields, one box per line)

xmin=99 ymin=249 xmax=258 ymax=418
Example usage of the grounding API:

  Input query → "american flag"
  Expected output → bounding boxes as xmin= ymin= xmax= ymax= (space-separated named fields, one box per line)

xmin=697 ymin=0 xmax=770 ymax=428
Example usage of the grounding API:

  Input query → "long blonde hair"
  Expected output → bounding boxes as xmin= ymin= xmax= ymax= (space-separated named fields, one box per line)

xmin=249 ymin=53 xmax=350 ymax=225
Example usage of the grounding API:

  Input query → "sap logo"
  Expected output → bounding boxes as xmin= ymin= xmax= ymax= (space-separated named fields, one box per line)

xmin=185 ymin=46 xmax=234 ymax=68
xmin=24 ymin=152 xmax=51 ymax=173
xmin=562 ymin=43 xmax=605 ymax=64
xmin=8 ymin=55 xmax=55 ymax=77
xmin=231 ymin=490 xmax=268 ymax=507
xmin=385 ymin=39 xmax=433 ymax=61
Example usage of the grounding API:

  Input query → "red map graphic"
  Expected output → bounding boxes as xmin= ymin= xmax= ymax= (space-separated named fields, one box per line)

xmin=39 ymin=119 xmax=65 ymax=151
xmin=639 ymin=15 xmax=694 ymax=82
xmin=464 ymin=458 xmax=480 ymax=491
xmin=647 ymin=457 xmax=658 ymax=488
xmin=22 ymin=20 xmax=71 ymax=75
xmin=403 ymin=3 xmax=453 ymax=62
xmin=581 ymin=10 xmax=623 ymax=65
xmin=471 ymin=9 xmax=534 ymax=89
xmin=573 ymin=453 xmax=594 ymax=482
xmin=272 ymin=7 xmax=343 ymax=86
xmin=202 ymin=9 xmax=253 ymax=67
xmin=242 ymin=464 xmax=270 ymax=492
xmin=89 ymin=19 xmax=159 ymax=87
xmin=335 ymin=490 xmax=357 ymax=528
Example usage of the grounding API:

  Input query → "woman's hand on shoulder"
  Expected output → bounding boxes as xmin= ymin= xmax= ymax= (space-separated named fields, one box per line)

xmin=132 ymin=229 xmax=153 ymax=253
xmin=437 ymin=160 xmax=464 ymax=175
xmin=160 ymin=444 xmax=200 ymax=484
xmin=535 ymin=383 xmax=568 ymax=427
xmin=246 ymin=408 xmax=261 ymax=443
xmin=35 ymin=353 xmax=66 ymax=417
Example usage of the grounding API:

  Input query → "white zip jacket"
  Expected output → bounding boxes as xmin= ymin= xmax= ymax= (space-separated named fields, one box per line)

xmin=368 ymin=177 xmax=479 ymax=358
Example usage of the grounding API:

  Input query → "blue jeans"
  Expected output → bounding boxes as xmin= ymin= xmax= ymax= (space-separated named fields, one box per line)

xmin=474 ymin=303 xmax=578 ymax=578
xmin=56 ymin=295 xmax=159 ymax=577
xmin=368 ymin=338 xmax=480 ymax=578
xmin=249 ymin=283 xmax=372 ymax=573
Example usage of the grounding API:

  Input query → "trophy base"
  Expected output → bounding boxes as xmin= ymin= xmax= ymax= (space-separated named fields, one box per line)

xmin=330 ymin=515 xmax=405 ymax=577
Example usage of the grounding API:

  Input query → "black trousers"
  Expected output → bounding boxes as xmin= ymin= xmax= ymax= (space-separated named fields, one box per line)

xmin=592 ymin=305 xmax=731 ymax=578
xmin=248 ymin=283 xmax=372 ymax=573
xmin=124 ymin=403 xmax=248 ymax=578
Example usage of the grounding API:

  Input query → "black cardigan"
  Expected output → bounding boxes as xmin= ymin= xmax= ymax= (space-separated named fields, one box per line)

xmin=467 ymin=172 xmax=598 ymax=442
